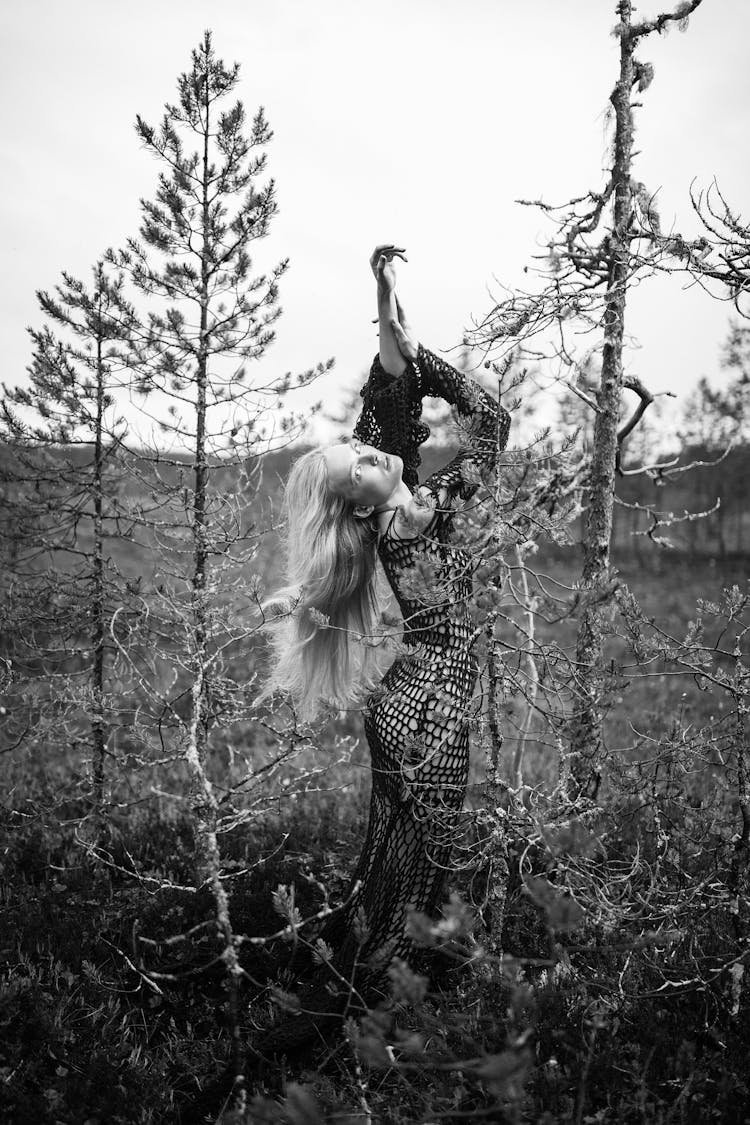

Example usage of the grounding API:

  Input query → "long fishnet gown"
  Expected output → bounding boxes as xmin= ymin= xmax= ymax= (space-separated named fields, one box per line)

xmin=262 ymin=346 xmax=510 ymax=1055
xmin=324 ymin=345 xmax=511 ymax=1002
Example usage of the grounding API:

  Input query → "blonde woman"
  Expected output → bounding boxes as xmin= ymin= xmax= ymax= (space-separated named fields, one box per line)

xmin=262 ymin=245 xmax=511 ymax=1050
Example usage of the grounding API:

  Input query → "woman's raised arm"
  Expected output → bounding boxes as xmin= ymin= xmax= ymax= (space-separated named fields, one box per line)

xmin=350 ymin=247 xmax=430 ymax=489
xmin=371 ymin=244 xmax=409 ymax=378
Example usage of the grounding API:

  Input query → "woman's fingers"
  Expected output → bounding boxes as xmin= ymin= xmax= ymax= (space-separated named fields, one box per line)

xmin=373 ymin=243 xmax=406 ymax=257
xmin=370 ymin=244 xmax=408 ymax=274
xmin=370 ymin=244 xmax=395 ymax=270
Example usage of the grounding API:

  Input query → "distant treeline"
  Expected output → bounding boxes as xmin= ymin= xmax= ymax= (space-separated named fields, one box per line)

xmin=613 ymin=442 xmax=750 ymax=557
xmin=3 ymin=435 xmax=747 ymax=561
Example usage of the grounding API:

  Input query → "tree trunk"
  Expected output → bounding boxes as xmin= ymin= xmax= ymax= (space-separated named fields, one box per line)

xmin=568 ymin=0 xmax=636 ymax=800
xmin=480 ymin=607 xmax=510 ymax=957
xmin=189 ymin=67 xmax=213 ymax=830
xmin=730 ymin=709 xmax=750 ymax=908
xmin=91 ymin=311 xmax=107 ymax=808
xmin=180 ymin=69 xmax=245 ymax=1098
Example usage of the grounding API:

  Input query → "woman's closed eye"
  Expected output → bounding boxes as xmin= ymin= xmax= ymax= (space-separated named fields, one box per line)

xmin=349 ymin=442 xmax=363 ymax=484
xmin=351 ymin=442 xmax=368 ymax=481
xmin=350 ymin=442 xmax=385 ymax=484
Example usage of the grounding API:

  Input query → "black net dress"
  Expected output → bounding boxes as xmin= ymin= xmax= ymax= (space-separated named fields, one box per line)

xmin=332 ymin=346 xmax=511 ymax=994
xmin=262 ymin=345 xmax=510 ymax=1056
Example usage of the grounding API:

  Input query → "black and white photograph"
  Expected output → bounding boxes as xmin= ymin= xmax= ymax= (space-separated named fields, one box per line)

xmin=2 ymin=2 xmax=749 ymax=1122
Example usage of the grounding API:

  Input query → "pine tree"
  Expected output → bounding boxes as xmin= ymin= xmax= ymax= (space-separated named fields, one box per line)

xmin=0 ymin=262 xmax=137 ymax=807
xmin=109 ymin=27 xmax=330 ymax=808
xmin=107 ymin=32 xmax=331 ymax=1093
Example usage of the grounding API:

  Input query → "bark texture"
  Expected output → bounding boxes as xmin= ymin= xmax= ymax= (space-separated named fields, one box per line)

xmin=568 ymin=0 xmax=636 ymax=799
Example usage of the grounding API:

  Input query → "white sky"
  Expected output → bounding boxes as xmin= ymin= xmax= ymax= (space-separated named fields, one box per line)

xmin=2 ymin=0 xmax=749 ymax=443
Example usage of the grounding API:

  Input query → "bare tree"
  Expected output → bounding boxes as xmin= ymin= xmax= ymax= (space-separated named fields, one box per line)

xmin=468 ymin=0 xmax=706 ymax=802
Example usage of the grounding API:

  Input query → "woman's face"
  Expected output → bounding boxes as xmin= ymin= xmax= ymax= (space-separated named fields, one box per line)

xmin=323 ymin=440 xmax=403 ymax=508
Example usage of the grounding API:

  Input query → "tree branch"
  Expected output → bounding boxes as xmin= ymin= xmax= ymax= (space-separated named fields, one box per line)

xmin=616 ymin=376 xmax=675 ymax=474
xmin=629 ymin=0 xmax=705 ymax=41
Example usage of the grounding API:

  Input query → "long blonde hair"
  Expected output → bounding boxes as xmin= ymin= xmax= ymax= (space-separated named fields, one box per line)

xmin=260 ymin=447 xmax=389 ymax=722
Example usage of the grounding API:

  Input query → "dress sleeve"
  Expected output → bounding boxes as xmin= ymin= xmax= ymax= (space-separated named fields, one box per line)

xmin=352 ymin=354 xmax=431 ymax=490
xmin=415 ymin=344 xmax=511 ymax=508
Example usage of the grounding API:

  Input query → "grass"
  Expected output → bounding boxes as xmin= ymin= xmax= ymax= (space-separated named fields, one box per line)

xmin=2 ymin=551 xmax=749 ymax=1123
xmin=2 ymin=792 xmax=749 ymax=1123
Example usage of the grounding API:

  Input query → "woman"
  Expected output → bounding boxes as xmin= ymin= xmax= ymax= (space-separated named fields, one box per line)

xmin=263 ymin=245 xmax=511 ymax=1046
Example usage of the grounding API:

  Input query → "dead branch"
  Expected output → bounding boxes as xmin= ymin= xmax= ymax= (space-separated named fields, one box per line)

xmin=629 ymin=0 xmax=705 ymax=41
xmin=615 ymin=375 xmax=676 ymax=474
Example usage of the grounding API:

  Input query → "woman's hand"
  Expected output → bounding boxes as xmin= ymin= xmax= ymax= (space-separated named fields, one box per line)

xmin=369 ymin=244 xmax=407 ymax=294
xmin=370 ymin=244 xmax=416 ymax=376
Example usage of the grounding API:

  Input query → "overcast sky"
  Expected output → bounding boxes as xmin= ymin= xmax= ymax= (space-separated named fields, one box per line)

xmin=2 ymin=0 xmax=749 ymax=443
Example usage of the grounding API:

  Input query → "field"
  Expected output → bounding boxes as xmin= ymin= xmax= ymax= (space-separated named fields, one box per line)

xmin=2 ymin=536 xmax=749 ymax=1124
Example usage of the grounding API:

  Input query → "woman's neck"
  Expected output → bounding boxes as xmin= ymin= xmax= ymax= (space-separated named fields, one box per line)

xmin=374 ymin=480 xmax=413 ymax=515
xmin=374 ymin=480 xmax=414 ymax=541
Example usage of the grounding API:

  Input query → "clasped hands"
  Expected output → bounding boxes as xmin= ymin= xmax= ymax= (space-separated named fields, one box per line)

xmin=369 ymin=243 xmax=419 ymax=362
